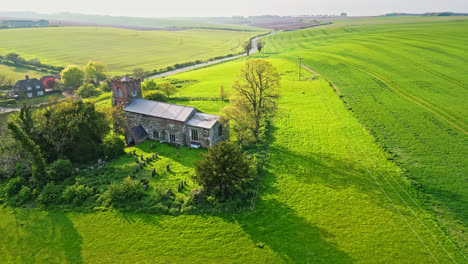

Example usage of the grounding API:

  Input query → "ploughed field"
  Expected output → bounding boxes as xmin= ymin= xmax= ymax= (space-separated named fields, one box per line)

xmin=265 ymin=18 xmax=468 ymax=248
xmin=1 ymin=57 xmax=465 ymax=262
xmin=0 ymin=27 xmax=265 ymax=75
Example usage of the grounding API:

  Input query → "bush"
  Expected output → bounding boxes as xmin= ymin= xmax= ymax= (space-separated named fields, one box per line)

xmin=100 ymin=134 xmax=125 ymax=159
xmin=18 ymin=185 xmax=32 ymax=203
xmin=49 ymin=158 xmax=73 ymax=181
xmin=76 ymin=83 xmax=99 ymax=98
xmin=99 ymin=177 xmax=144 ymax=206
xmin=5 ymin=177 xmax=25 ymax=196
xmin=38 ymin=182 xmax=61 ymax=205
xmin=144 ymin=90 xmax=167 ymax=102
xmin=63 ymin=183 xmax=94 ymax=205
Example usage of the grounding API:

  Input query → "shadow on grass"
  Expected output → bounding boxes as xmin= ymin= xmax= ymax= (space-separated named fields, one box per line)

xmin=1 ymin=209 xmax=83 ymax=263
xmin=223 ymin=198 xmax=353 ymax=263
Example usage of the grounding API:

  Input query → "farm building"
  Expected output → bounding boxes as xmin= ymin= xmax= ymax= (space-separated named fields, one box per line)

xmin=13 ymin=75 xmax=46 ymax=99
xmin=112 ymin=76 xmax=228 ymax=148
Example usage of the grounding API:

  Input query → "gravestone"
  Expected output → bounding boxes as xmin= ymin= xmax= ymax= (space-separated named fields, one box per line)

xmin=166 ymin=164 xmax=170 ymax=172
xmin=166 ymin=189 xmax=174 ymax=196
xmin=151 ymin=168 xmax=156 ymax=177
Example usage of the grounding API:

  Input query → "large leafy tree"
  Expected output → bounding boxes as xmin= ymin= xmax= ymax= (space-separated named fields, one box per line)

xmin=34 ymin=99 xmax=110 ymax=162
xmin=83 ymin=61 xmax=107 ymax=83
xmin=192 ymin=141 xmax=252 ymax=191
xmin=222 ymin=59 xmax=280 ymax=144
xmin=61 ymin=65 xmax=84 ymax=89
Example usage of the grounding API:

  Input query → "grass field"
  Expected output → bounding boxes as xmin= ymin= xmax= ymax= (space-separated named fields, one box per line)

xmin=0 ymin=27 xmax=265 ymax=76
xmin=265 ymin=18 xmax=468 ymax=246
xmin=1 ymin=58 xmax=466 ymax=263
xmin=0 ymin=64 xmax=46 ymax=80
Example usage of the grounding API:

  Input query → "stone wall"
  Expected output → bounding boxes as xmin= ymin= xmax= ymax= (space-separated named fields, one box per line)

xmin=126 ymin=112 xmax=186 ymax=146
xmin=112 ymin=78 xmax=142 ymax=106
xmin=210 ymin=122 xmax=230 ymax=147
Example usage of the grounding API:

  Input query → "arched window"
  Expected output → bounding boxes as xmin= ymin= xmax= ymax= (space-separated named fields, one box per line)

xmin=117 ymin=88 xmax=122 ymax=97
xmin=131 ymin=89 xmax=137 ymax=97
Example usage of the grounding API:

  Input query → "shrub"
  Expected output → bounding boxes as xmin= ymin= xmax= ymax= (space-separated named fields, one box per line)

xmin=5 ymin=177 xmax=25 ymax=196
xmin=76 ymin=83 xmax=99 ymax=98
xmin=100 ymin=134 xmax=125 ymax=159
xmin=18 ymin=185 xmax=32 ymax=203
xmin=144 ymin=90 xmax=167 ymax=102
xmin=49 ymin=158 xmax=73 ymax=181
xmin=99 ymin=177 xmax=144 ymax=206
xmin=63 ymin=183 xmax=94 ymax=205
xmin=38 ymin=182 xmax=61 ymax=205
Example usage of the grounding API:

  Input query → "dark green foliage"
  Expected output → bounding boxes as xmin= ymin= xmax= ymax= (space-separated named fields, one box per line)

xmin=18 ymin=185 xmax=32 ymax=203
xmin=18 ymin=105 xmax=34 ymax=135
xmin=5 ymin=177 xmax=25 ymax=196
xmin=7 ymin=122 xmax=49 ymax=186
xmin=62 ymin=183 xmax=94 ymax=205
xmin=193 ymin=141 xmax=252 ymax=192
xmin=76 ymin=83 xmax=99 ymax=98
xmin=37 ymin=182 xmax=61 ymax=205
xmin=35 ymin=99 xmax=110 ymax=163
xmin=99 ymin=176 xmax=144 ymax=206
xmin=144 ymin=90 xmax=167 ymax=102
xmin=49 ymin=158 xmax=73 ymax=181
xmin=100 ymin=134 xmax=125 ymax=159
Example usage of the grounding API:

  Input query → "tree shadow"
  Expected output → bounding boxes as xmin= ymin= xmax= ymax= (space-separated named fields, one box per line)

xmin=222 ymin=198 xmax=354 ymax=263
xmin=0 ymin=209 xmax=83 ymax=263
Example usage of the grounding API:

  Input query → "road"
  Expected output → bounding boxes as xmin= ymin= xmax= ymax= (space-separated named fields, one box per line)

xmin=147 ymin=32 xmax=273 ymax=80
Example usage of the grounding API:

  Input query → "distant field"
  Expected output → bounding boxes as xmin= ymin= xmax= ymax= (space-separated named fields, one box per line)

xmin=0 ymin=64 xmax=45 ymax=80
xmin=1 ymin=58 xmax=465 ymax=263
xmin=0 ymin=27 xmax=265 ymax=75
xmin=265 ymin=18 xmax=468 ymax=245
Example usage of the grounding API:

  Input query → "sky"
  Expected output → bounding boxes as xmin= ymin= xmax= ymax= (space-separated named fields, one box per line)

xmin=1 ymin=0 xmax=468 ymax=17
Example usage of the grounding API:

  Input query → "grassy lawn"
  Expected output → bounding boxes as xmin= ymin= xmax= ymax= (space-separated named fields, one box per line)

xmin=0 ymin=64 xmax=48 ymax=80
xmin=1 ymin=57 xmax=465 ymax=262
xmin=0 ymin=27 xmax=266 ymax=76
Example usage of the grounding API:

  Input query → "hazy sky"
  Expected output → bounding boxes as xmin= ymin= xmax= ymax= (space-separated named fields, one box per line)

xmin=2 ymin=0 xmax=468 ymax=17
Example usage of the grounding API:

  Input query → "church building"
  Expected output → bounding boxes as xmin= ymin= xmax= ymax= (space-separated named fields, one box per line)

xmin=112 ymin=76 xmax=228 ymax=148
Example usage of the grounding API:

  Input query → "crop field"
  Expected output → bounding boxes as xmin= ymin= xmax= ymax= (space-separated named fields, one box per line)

xmin=265 ymin=18 xmax=468 ymax=247
xmin=1 ymin=58 xmax=465 ymax=262
xmin=0 ymin=27 xmax=265 ymax=75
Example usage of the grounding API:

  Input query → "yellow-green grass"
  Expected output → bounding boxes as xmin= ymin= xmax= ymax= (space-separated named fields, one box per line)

xmin=0 ymin=27 xmax=266 ymax=76
xmin=1 ymin=59 xmax=464 ymax=262
xmin=0 ymin=64 xmax=46 ymax=80
xmin=265 ymin=19 xmax=468 ymax=247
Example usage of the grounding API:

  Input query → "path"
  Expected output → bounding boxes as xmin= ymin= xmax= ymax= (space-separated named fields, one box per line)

xmin=147 ymin=32 xmax=274 ymax=79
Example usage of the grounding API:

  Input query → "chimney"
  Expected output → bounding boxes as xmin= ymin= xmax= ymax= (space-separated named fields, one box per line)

xmin=25 ymin=74 xmax=29 ymax=80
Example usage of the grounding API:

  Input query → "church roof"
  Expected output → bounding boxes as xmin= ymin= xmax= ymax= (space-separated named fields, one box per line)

xmin=130 ymin=125 xmax=148 ymax=139
xmin=124 ymin=99 xmax=196 ymax=122
xmin=186 ymin=112 xmax=219 ymax=129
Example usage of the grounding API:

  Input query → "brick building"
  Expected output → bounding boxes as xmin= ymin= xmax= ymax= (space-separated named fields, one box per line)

xmin=112 ymin=76 xmax=228 ymax=148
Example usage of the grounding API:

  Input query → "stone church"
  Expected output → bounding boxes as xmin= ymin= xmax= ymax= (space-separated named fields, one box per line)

xmin=112 ymin=76 xmax=228 ymax=148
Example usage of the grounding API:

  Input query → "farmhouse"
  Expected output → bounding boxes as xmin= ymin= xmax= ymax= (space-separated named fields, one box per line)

xmin=13 ymin=75 xmax=46 ymax=99
xmin=112 ymin=76 xmax=228 ymax=148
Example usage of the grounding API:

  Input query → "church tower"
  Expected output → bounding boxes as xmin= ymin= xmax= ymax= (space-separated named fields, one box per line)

xmin=112 ymin=76 xmax=142 ymax=106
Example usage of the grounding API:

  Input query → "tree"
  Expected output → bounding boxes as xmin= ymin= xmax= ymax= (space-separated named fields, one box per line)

xmin=159 ymin=82 xmax=176 ymax=97
xmin=133 ymin=67 xmax=145 ymax=79
xmin=0 ymin=72 xmax=14 ymax=87
xmin=144 ymin=90 xmax=167 ymax=102
xmin=141 ymin=79 xmax=158 ymax=92
xmin=83 ymin=61 xmax=107 ymax=83
xmin=222 ymin=59 xmax=280 ymax=143
xmin=76 ymin=83 xmax=99 ymax=98
xmin=7 ymin=122 xmax=49 ymax=186
xmin=5 ymin=53 xmax=21 ymax=63
xmin=192 ymin=141 xmax=252 ymax=191
xmin=43 ymin=78 xmax=56 ymax=89
xmin=257 ymin=39 xmax=264 ymax=53
xmin=220 ymin=85 xmax=227 ymax=100
xmin=243 ymin=41 xmax=252 ymax=55
xmin=34 ymin=98 xmax=110 ymax=162
xmin=61 ymin=65 xmax=84 ymax=89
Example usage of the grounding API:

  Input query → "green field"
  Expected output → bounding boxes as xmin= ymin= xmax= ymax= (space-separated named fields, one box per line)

xmin=1 ymin=57 xmax=466 ymax=262
xmin=0 ymin=64 xmax=46 ymax=80
xmin=265 ymin=18 xmax=468 ymax=245
xmin=0 ymin=27 xmax=265 ymax=76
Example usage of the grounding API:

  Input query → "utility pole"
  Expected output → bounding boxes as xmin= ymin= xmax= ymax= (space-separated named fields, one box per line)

xmin=298 ymin=57 xmax=303 ymax=80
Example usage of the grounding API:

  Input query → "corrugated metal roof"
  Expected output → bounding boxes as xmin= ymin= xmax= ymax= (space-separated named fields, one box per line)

xmin=186 ymin=112 xmax=219 ymax=129
xmin=125 ymin=99 xmax=196 ymax=122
